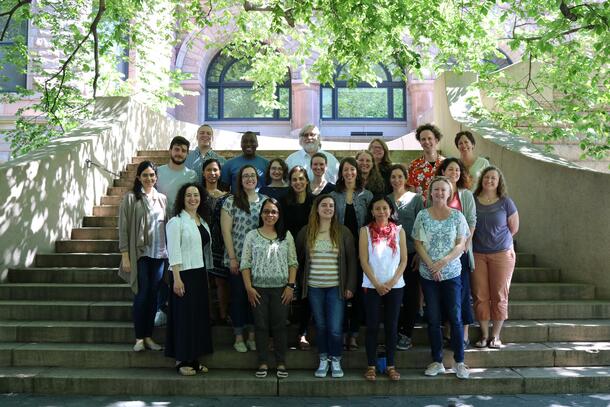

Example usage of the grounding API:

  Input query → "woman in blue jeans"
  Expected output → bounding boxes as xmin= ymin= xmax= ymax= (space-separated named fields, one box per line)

xmin=413 ymin=176 xmax=470 ymax=379
xmin=295 ymin=194 xmax=357 ymax=378
xmin=118 ymin=160 xmax=167 ymax=353
xmin=359 ymin=195 xmax=408 ymax=381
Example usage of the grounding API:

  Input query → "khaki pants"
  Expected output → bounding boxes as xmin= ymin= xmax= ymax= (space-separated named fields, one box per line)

xmin=471 ymin=250 xmax=516 ymax=321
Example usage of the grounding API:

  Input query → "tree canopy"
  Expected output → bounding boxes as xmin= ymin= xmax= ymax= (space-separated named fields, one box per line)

xmin=1 ymin=0 xmax=608 ymax=160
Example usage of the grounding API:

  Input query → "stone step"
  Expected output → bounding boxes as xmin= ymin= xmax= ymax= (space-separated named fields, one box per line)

xmin=107 ymin=186 xmax=129 ymax=196
xmin=5 ymin=268 xmax=121 ymax=284
xmin=515 ymin=253 xmax=534 ymax=267
xmin=82 ymin=216 xmax=118 ymax=227
xmin=35 ymin=254 xmax=121 ymax=268
xmin=1 ymin=342 xmax=608 ymax=370
xmin=508 ymin=300 xmax=610 ymax=320
xmin=93 ymin=205 xmax=119 ymax=217
xmin=55 ymin=240 xmax=119 ymax=253
xmin=1 ymin=320 xmax=609 ymax=344
xmin=71 ymin=227 xmax=118 ymax=240
xmin=0 ymin=284 xmax=130 ymax=301
xmin=509 ymin=283 xmax=595 ymax=300
xmin=0 ymin=366 xmax=608 ymax=396
xmin=101 ymin=195 xmax=122 ymax=206
xmin=511 ymin=267 xmax=560 ymax=283
xmin=113 ymin=179 xmax=133 ymax=187
xmin=0 ymin=301 xmax=129 ymax=321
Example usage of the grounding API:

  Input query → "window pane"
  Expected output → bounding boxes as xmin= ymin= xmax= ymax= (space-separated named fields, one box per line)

xmin=373 ymin=64 xmax=388 ymax=81
xmin=393 ymin=88 xmax=404 ymax=119
xmin=224 ymin=88 xmax=274 ymax=118
xmin=224 ymin=60 xmax=250 ymax=82
xmin=207 ymin=88 xmax=218 ymax=119
xmin=337 ymin=88 xmax=387 ymax=119
xmin=207 ymin=54 xmax=230 ymax=83
xmin=0 ymin=18 xmax=26 ymax=42
xmin=278 ymin=87 xmax=290 ymax=119
xmin=322 ymin=87 xmax=333 ymax=118
xmin=0 ymin=46 xmax=25 ymax=92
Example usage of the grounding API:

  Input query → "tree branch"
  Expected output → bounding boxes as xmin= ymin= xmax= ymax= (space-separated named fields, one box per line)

xmin=505 ymin=24 xmax=596 ymax=41
xmin=0 ymin=0 xmax=32 ymax=41
xmin=43 ymin=0 xmax=106 ymax=113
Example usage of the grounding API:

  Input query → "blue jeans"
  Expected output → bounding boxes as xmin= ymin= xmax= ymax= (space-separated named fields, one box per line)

xmin=133 ymin=256 xmax=165 ymax=338
xmin=441 ymin=253 xmax=475 ymax=326
xmin=364 ymin=287 xmax=404 ymax=366
xmin=308 ymin=286 xmax=345 ymax=358
xmin=230 ymin=272 xmax=253 ymax=335
xmin=421 ymin=276 xmax=464 ymax=363
xmin=156 ymin=259 xmax=169 ymax=313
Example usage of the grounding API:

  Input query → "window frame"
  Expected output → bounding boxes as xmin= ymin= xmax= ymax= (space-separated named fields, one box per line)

xmin=205 ymin=53 xmax=292 ymax=121
xmin=320 ymin=63 xmax=406 ymax=121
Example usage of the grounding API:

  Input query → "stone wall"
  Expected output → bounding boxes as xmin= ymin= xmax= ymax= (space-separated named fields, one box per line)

xmin=0 ymin=97 xmax=197 ymax=274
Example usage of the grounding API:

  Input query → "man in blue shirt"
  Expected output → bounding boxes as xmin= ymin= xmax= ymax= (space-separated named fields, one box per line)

xmin=220 ymin=131 xmax=268 ymax=193
xmin=185 ymin=124 xmax=226 ymax=185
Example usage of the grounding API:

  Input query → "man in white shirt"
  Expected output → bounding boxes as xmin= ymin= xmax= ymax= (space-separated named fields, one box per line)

xmin=154 ymin=135 xmax=197 ymax=326
xmin=285 ymin=124 xmax=340 ymax=183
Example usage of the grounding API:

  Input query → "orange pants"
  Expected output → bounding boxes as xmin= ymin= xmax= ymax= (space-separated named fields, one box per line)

xmin=471 ymin=250 xmax=516 ymax=321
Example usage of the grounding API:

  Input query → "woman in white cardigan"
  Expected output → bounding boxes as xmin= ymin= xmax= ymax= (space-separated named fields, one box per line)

xmin=165 ymin=182 xmax=214 ymax=376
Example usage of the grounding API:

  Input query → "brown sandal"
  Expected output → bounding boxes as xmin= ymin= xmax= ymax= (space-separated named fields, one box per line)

xmin=364 ymin=366 xmax=376 ymax=381
xmin=386 ymin=366 xmax=400 ymax=381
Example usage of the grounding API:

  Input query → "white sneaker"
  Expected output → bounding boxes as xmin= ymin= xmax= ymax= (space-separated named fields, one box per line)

xmin=330 ymin=357 xmax=344 ymax=378
xmin=154 ymin=311 xmax=167 ymax=327
xmin=424 ymin=361 xmax=446 ymax=376
xmin=133 ymin=340 xmax=145 ymax=352
xmin=314 ymin=357 xmax=329 ymax=378
xmin=454 ymin=362 xmax=470 ymax=379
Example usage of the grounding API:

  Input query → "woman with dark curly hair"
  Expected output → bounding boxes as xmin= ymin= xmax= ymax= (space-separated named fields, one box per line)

xmin=165 ymin=182 xmax=214 ymax=375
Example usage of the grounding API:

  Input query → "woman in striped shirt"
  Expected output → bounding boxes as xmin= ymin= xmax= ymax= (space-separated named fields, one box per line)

xmin=295 ymin=194 xmax=357 ymax=378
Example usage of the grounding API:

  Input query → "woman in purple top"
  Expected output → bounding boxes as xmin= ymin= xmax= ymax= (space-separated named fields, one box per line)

xmin=471 ymin=166 xmax=519 ymax=349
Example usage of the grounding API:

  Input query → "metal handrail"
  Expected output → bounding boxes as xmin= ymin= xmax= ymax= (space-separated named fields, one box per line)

xmin=85 ymin=159 xmax=120 ymax=178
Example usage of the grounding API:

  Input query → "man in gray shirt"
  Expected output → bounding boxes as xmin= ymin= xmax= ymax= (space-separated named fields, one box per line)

xmin=185 ymin=124 xmax=226 ymax=185
xmin=156 ymin=136 xmax=198 ymax=217
xmin=154 ymin=135 xmax=197 ymax=326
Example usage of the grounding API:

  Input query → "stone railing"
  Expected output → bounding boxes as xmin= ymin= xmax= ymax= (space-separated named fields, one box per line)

xmin=433 ymin=70 xmax=610 ymax=298
xmin=0 ymin=97 xmax=198 ymax=275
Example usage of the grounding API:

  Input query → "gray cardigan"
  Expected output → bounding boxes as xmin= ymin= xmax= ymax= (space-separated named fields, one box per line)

xmin=331 ymin=189 xmax=374 ymax=229
xmin=295 ymin=225 xmax=357 ymax=299
xmin=118 ymin=191 xmax=167 ymax=294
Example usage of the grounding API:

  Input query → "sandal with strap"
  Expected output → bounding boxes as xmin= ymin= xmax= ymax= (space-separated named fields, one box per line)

xmin=386 ymin=366 xmax=401 ymax=381
xmin=364 ymin=366 xmax=376 ymax=381
xmin=176 ymin=362 xmax=196 ymax=376
xmin=488 ymin=337 xmax=503 ymax=349
xmin=474 ymin=338 xmax=488 ymax=348
xmin=192 ymin=361 xmax=208 ymax=373
xmin=255 ymin=366 xmax=268 ymax=378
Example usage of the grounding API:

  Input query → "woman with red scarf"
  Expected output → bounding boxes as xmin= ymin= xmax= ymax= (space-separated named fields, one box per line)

xmin=359 ymin=195 xmax=408 ymax=381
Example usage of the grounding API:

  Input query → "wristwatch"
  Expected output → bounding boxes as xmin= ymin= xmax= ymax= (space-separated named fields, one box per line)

xmin=285 ymin=283 xmax=296 ymax=289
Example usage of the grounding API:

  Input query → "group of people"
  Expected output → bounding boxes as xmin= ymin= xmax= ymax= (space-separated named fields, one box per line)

xmin=118 ymin=122 xmax=519 ymax=381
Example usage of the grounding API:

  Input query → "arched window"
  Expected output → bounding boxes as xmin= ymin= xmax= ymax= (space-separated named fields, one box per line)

xmin=321 ymin=63 xmax=406 ymax=121
xmin=205 ymin=53 xmax=291 ymax=120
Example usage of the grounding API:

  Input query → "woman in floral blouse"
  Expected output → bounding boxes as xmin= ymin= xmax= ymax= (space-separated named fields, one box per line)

xmin=241 ymin=198 xmax=298 ymax=379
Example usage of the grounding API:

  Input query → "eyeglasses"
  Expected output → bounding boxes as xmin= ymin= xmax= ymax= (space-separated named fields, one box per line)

xmin=242 ymin=174 xmax=257 ymax=179
xmin=300 ymin=132 xmax=318 ymax=138
xmin=262 ymin=209 xmax=279 ymax=215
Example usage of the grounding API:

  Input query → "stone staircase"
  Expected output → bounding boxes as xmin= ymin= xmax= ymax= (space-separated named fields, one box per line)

xmin=1 ymin=150 xmax=610 ymax=396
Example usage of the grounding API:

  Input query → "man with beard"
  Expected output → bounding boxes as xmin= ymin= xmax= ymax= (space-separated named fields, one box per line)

xmin=156 ymin=136 xmax=198 ymax=214
xmin=286 ymin=124 xmax=339 ymax=183
xmin=154 ymin=136 xmax=198 ymax=327
xmin=220 ymin=131 xmax=269 ymax=193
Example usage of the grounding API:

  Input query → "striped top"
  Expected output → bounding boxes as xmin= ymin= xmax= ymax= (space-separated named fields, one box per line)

xmin=308 ymin=239 xmax=340 ymax=288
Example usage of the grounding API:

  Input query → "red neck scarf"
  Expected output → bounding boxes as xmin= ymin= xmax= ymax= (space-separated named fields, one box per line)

xmin=368 ymin=222 xmax=398 ymax=254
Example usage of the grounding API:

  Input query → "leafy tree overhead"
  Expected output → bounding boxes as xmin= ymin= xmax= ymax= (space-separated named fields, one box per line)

xmin=0 ymin=0 xmax=608 ymax=160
